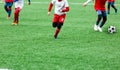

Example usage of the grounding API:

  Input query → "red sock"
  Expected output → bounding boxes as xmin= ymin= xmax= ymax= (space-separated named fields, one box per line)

xmin=54 ymin=28 xmax=60 ymax=37
xmin=14 ymin=7 xmax=20 ymax=23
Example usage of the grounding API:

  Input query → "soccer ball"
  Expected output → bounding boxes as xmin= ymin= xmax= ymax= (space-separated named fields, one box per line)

xmin=108 ymin=26 xmax=116 ymax=33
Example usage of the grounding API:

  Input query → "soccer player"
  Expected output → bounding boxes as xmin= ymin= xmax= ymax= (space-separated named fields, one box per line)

xmin=48 ymin=0 xmax=70 ymax=39
xmin=107 ymin=0 xmax=118 ymax=14
xmin=4 ymin=0 xmax=13 ymax=19
xmin=12 ymin=0 xmax=31 ymax=25
xmin=83 ymin=0 xmax=107 ymax=32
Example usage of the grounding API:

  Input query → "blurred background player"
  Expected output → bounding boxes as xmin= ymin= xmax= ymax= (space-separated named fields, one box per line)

xmin=107 ymin=0 xmax=118 ymax=14
xmin=12 ymin=0 xmax=31 ymax=25
xmin=83 ymin=0 xmax=107 ymax=32
xmin=4 ymin=0 xmax=13 ymax=19
xmin=48 ymin=0 xmax=70 ymax=39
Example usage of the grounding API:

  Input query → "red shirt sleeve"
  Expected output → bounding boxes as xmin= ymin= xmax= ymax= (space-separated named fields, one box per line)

xmin=48 ymin=3 xmax=53 ymax=12
xmin=61 ymin=7 xmax=70 ymax=12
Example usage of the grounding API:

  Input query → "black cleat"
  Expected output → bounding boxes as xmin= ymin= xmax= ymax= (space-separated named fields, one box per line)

xmin=115 ymin=9 xmax=118 ymax=13
xmin=107 ymin=11 xmax=110 ymax=14
xmin=54 ymin=35 xmax=57 ymax=39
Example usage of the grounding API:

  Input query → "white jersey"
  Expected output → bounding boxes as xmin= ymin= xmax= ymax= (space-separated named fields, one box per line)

xmin=51 ymin=0 xmax=69 ymax=15
xmin=15 ymin=0 xmax=24 ymax=9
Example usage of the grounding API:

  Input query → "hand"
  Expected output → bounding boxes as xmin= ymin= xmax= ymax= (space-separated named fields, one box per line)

xmin=59 ymin=10 xmax=63 ymax=12
xmin=48 ymin=12 xmax=51 ymax=16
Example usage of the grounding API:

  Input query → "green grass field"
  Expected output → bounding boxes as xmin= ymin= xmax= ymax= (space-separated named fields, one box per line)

xmin=0 ymin=0 xmax=120 ymax=70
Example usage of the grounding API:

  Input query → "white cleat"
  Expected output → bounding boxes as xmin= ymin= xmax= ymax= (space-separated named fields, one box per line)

xmin=94 ymin=24 xmax=98 ymax=31
xmin=98 ymin=26 xmax=102 ymax=32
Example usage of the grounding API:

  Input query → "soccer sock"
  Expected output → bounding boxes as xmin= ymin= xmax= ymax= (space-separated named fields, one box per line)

xmin=96 ymin=15 xmax=102 ymax=25
xmin=4 ymin=5 xmax=8 ymax=13
xmin=111 ymin=4 xmax=117 ymax=10
xmin=7 ymin=7 xmax=12 ymax=17
xmin=107 ymin=4 xmax=110 ymax=14
xmin=54 ymin=28 xmax=60 ymax=37
xmin=100 ymin=16 xmax=107 ymax=28
xmin=14 ymin=7 xmax=20 ymax=23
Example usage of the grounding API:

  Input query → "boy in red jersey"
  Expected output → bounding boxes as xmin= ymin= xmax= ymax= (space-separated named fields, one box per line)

xmin=48 ymin=0 xmax=70 ymax=39
xmin=83 ymin=0 xmax=107 ymax=32
xmin=12 ymin=0 xmax=31 ymax=25
xmin=4 ymin=0 xmax=13 ymax=19
xmin=107 ymin=0 xmax=117 ymax=14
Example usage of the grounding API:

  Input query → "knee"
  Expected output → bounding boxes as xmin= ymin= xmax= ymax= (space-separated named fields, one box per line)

xmin=57 ymin=23 xmax=63 ymax=29
xmin=52 ymin=22 xmax=57 ymax=28
xmin=103 ymin=17 xmax=107 ymax=22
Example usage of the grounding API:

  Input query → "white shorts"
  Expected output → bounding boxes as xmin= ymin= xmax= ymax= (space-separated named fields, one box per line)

xmin=15 ymin=0 xmax=24 ymax=9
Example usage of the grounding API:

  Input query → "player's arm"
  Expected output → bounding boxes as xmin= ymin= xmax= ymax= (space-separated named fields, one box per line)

xmin=2 ymin=0 xmax=5 ymax=2
xmin=60 ymin=7 xmax=70 ymax=12
xmin=48 ymin=2 xmax=53 ymax=16
xmin=82 ymin=0 xmax=93 ymax=7
xmin=28 ymin=0 xmax=31 ymax=5
xmin=60 ymin=1 xmax=70 ymax=12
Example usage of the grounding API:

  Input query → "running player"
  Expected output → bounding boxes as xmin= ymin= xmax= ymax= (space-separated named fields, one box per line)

xmin=83 ymin=0 xmax=107 ymax=32
xmin=12 ymin=0 xmax=31 ymax=25
xmin=48 ymin=0 xmax=70 ymax=39
xmin=107 ymin=0 xmax=118 ymax=14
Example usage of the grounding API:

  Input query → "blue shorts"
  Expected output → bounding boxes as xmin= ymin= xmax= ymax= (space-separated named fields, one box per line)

xmin=5 ymin=2 xmax=13 ymax=6
xmin=108 ymin=2 xmax=114 ymax=5
xmin=97 ymin=10 xmax=107 ymax=17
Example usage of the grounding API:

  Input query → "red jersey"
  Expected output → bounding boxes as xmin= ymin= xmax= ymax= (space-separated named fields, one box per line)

xmin=94 ymin=0 xmax=107 ymax=11
xmin=108 ymin=0 xmax=115 ymax=2
xmin=5 ymin=0 xmax=14 ymax=2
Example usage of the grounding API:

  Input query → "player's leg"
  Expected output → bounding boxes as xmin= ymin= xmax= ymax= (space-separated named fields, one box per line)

xmin=4 ymin=2 xmax=8 ymax=14
xmin=13 ymin=7 xmax=21 ymax=25
xmin=12 ymin=1 xmax=23 ymax=25
xmin=98 ymin=11 xmax=107 ymax=32
xmin=111 ymin=2 xmax=117 ymax=13
xmin=54 ymin=14 xmax=66 ymax=39
xmin=7 ymin=6 xmax=12 ymax=19
xmin=94 ymin=10 xmax=102 ymax=31
xmin=52 ymin=14 xmax=59 ymax=28
xmin=4 ymin=2 xmax=13 ymax=19
xmin=7 ymin=2 xmax=13 ymax=19
xmin=107 ymin=2 xmax=111 ymax=14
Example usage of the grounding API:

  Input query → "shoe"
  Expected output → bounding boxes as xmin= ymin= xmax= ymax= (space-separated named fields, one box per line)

xmin=94 ymin=24 xmax=98 ymax=31
xmin=7 ymin=16 xmax=10 ymax=20
xmin=98 ymin=26 xmax=102 ymax=32
xmin=107 ymin=11 xmax=110 ymax=14
xmin=12 ymin=22 xmax=18 ymax=26
xmin=54 ymin=35 xmax=57 ymax=39
xmin=115 ymin=9 xmax=118 ymax=13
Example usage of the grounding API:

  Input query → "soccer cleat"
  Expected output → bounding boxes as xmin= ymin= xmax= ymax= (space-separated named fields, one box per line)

xmin=12 ymin=22 xmax=18 ymax=26
xmin=115 ymin=9 xmax=118 ymax=13
xmin=98 ymin=26 xmax=102 ymax=32
xmin=107 ymin=11 xmax=110 ymax=14
xmin=94 ymin=24 xmax=98 ymax=31
xmin=54 ymin=35 xmax=57 ymax=39
xmin=7 ymin=16 xmax=10 ymax=20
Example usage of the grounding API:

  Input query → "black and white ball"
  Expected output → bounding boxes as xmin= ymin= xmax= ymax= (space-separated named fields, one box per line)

xmin=108 ymin=26 xmax=116 ymax=33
